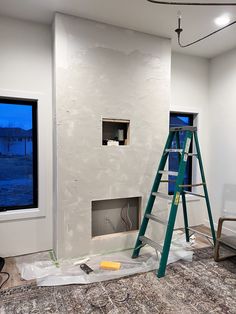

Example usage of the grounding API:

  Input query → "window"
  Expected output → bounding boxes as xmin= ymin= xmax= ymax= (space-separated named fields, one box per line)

xmin=0 ymin=97 xmax=38 ymax=211
xmin=168 ymin=112 xmax=193 ymax=195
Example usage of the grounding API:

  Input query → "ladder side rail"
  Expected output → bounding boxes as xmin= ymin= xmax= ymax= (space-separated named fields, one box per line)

xmin=175 ymin=131 xmax=181 ymax=174
xmin=157 ymin=130 xmax=193 ymax=278
xmin=176 ymin=131 xmax=190 ymax=243
xmin=182 ymin=192 xmax=190 ymax=242
xmin=193 ymin=131 xmax=216 ymax=244
xmin=132 ymin=131 xmax=175 ymax=258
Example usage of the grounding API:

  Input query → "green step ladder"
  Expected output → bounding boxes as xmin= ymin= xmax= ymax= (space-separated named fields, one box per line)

xmin=132 ymin=126 xmax=216 ymax=278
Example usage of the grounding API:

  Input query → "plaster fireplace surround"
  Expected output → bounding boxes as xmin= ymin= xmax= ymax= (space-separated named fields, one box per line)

xmin=53 ymin=13 xmax=171 ymax=258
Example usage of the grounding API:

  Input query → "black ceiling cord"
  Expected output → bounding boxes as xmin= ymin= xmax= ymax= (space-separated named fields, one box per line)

xmin=0 ymin=271 xmax=10 ymax=289
xmin=147 ymin=0 xmax=236 ymax=5
xmin=175 ymin=15 xmax=236 ymax=47
xmin=0 ymin=257 xmax=10 ymax=289
xmin=146 ymin=0 xmax=236 ymax=47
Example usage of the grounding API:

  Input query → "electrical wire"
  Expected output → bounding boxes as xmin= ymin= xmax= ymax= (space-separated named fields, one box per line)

xmin=147 ymin=0 xmax=236 ymax=6
xmin=0 ymin=271 xmax=10 ymax=289
xmin=146 ymin=0 xmax=236 ymax=47
xmin=176 ymin=19 xmax=236 ymax=47
xmin=126 ymin=202 xmax=133 ymax=230
xmin=121 ymin=207 xmax=128 ymax=230
xmin=121 ymin=203 xmax=130 ymax=231
xmin=105 ymin=217 xmax=116 ymax=232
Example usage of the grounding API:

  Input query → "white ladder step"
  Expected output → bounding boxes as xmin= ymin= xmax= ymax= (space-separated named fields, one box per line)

xmin=159 ymin=170 xmax=178 ymax=176
xmin=146 ymin=214 xmax=168 ymax=225
xmin=139 ymin=236 xmax=163 ymax=252
xmin=152 ymin=192 xmax=173 ymax=200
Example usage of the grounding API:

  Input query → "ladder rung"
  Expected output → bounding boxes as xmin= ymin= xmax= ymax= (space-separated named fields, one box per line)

xmin=179 ymin=183 xmax=205 ymax=188
xmin=170 ymin=126 xmax=197 ymax=132
xmin=187 ymin=227 xmax=213 ymax=239
xmin=152 ymin=192 xmax=173 ymax=200
xmin=160 ymin=180 xmax=176 ymax=183
xmin=159 ymin=170 xmax=178 ymax=176
xmin=139 ymin=236 xmax=163 ymax=252
xmin=183 ymin=191 xmax=205 ymax=198
xmin=146 ymin=214 xmax=168 ymax=225
xmin=165 ymin=149 xmax=183 ymax=153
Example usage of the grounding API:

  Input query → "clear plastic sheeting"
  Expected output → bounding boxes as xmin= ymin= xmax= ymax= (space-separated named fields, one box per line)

xmin=17 ymin=232 xmax=193 ymax=286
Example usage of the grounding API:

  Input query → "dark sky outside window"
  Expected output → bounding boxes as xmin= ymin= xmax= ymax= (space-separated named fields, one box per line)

xmin=0 ymin=100 xmax=37 ymax=210
xmin=0 ymin=103 xmax=32 ymax=130
xmin=169 ymin=113 xmax=193 ymax=194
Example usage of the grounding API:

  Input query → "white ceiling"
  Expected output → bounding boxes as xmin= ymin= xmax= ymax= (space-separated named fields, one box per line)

xmin=0 ymin=0 xmax=236 ymax=58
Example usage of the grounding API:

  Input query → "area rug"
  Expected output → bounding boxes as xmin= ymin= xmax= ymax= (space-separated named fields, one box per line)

xmin=1 ymin=247 xmax=236 ymax=314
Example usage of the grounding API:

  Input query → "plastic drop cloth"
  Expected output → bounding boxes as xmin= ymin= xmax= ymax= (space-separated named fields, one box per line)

xmin=17 ymin=232 xmax=193 ymax=286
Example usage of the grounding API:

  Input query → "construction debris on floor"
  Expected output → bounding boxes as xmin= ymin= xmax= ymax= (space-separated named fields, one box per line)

xmin=16 ymin=231 xmax=193 ymax=286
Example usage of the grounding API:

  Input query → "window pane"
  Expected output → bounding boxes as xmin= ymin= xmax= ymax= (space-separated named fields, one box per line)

xmin=0 ymin=100 xmax=37 ymax=210
xmin=168 ymin=113 xmax=193 ymax=194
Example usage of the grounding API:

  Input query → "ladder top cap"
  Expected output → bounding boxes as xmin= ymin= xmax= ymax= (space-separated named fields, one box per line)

xmin=170 ymin=126 xmax=197 ymax=132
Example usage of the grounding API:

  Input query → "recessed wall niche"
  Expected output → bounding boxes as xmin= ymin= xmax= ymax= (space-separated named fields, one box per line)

xmin=102 ymin=118 xmax=130 ymax=146
xmin=92 ymin=197 xmax=141 ymax=237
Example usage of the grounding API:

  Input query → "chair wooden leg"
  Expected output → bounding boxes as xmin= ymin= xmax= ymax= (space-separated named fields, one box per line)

xmin=214 ymin=240 xmax=220 ymax=262
xmin=214 ymin=241 xmax=236 ymax=261
xmin=214 ymin=217 xmax=236 ymax=262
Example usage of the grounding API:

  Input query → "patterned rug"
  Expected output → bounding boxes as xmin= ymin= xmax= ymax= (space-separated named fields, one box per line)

xmin=1 ymin=247 xmax=236 ymax=314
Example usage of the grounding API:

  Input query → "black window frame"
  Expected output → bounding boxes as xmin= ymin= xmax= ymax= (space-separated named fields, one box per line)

xmin=168 ymin=112 xmax=194 ymax=195
xmin=0 ymin=97 xmax=38 ymax=211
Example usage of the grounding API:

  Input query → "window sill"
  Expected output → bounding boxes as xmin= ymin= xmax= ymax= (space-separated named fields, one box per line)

xmin=0 ymin=208 xmax=45 ymax=222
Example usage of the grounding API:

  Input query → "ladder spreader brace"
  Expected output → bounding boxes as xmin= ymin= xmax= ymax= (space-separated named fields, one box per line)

xmin=132 ymin=126 xmax=216 ymax=278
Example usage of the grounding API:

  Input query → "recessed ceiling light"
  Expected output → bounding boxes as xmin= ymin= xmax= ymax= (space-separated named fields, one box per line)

xmin=214 ymin=15 xmax=231 ymax=27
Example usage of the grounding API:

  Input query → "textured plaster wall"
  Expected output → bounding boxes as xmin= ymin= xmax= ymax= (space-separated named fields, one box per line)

xmin=54 ymin=13 xmax=171 ymax=258
xmin=208 ymin=48 xmax=236 ymax=235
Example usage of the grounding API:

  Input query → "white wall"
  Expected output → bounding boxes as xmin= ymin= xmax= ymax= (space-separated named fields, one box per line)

xmin=0 ymin=17 xmax=53 ymax=256
xmin=171 ymin=52 xmax=209 ymax=111
xmin=171 ymin=52 xmax=210 ymax=228
xmin=208 ymin=48 xmax=236 ymax=234
xmin=54 ymin=13 xmax=171 ymax=259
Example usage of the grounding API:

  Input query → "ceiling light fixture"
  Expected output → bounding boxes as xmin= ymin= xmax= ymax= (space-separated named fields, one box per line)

xmin=146 ymin=0 xmax=236 ymax=48
xmin=214 ymin=15 xmax=231 ymax=26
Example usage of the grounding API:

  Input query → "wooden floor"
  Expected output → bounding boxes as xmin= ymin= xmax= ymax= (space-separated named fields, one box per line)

xmin=1 ymin=225 xmax=213 ymax=289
